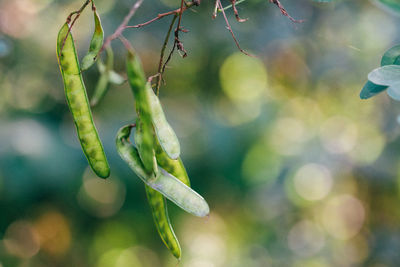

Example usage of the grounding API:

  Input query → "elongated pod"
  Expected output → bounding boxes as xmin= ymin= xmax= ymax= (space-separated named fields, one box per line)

xmin=145 ymin=140 xmax=190 ymax=259
xmin=146 ymin=84 xmax=180 ymax=160
xmin=81 ymin=10 xmax=104 ymax=71
xmin=145 ymin=186 xmax=182 ymax=259
xmin=126 ymin=51 xmax=156 ymax=174
xmin=57 ymin=23 xmax=110 ymax=178
xmin=116 ymin=125 xmax=209 ymax=217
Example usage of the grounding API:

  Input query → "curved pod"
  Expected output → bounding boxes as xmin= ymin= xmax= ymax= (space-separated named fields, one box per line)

xmin=81 ymin=10 xmax=104 ymax=71
xmin=116 ymin=125 xmax=209 ymax=217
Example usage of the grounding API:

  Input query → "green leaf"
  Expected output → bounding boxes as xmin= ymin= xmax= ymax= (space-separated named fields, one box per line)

xmin=381 ymin=45 xmax=400 ymax=66
xmin=367 ymin=65 xmax=400 ymax=101
xmin=387 ymin=82 xmax=400 ymax=100
xmin=368 ymin=65 xmax=400 ymax=86
xmin=360 ymin=81 xmax=388 ymax=99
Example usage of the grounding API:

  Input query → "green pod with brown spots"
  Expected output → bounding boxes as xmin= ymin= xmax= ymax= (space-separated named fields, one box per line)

xmin=81 ymin=9 xmax=104 ymax=71
xmin=126 ymin=50 xmax=156 ymax=175
xmin=145 ymin=186 xmax=182 ymax=259
xmin=56 ymin=22 xmax=110 ymax=178
xmin=145 ymin=140 xmax=191 ymax=259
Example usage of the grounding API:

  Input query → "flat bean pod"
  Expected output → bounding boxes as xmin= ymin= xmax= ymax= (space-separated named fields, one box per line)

xmin=126 ymin=51 xmax=156 ymax=174
xmin=81 ymin=9 xmax=104 ymax=71
xmin=145 ymin=140 xmax=190 ymax=259
xmin=115 ymin=125 xmax=209 ymax=217
xmin=155 ymin=139 xmax=190 ymax=186
xmin=145 ymin=139 xmax=190 ymax=259
xmin=57 ymin=23 xmax=110 ymax=178
xmin=146 ymin=84 xmax=180 ymax=160
xmin=145 ymin=185 xmax=181 ymax=259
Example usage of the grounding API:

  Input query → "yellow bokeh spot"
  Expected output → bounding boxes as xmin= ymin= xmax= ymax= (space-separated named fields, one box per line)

xmin=219 ymin=52 xmax=267 ymax=104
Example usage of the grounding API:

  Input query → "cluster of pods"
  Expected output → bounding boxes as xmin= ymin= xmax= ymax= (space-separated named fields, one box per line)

xmin=56 ymin=7 xmax=209 ymax=259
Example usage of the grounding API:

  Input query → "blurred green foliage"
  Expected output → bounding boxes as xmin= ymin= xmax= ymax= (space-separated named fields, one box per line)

xmin=1 ymin=0 xmax=400 ymax=266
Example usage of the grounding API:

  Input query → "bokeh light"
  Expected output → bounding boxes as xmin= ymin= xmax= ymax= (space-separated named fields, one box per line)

xmin=0 ymin=0 xmax=400 ymax=265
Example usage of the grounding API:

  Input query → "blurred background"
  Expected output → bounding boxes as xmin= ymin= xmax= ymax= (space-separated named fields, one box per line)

xmin=1 ymin=0 xmax=400 ymax=266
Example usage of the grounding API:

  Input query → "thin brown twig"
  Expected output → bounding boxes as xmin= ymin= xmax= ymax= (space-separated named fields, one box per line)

xmin=174 ymin=0 xmax=187 ymax=57
xmin=125 ymin=1 xmax=197 ymax=29
xmin=60 ymin=0 xmax=92 ymax=54
xmin=118 ymin=35 xmax=135 ymax=52
xmin=269 ymin=0 xmax=304 ymax=23
xmin=230 ymin=0 xmax=248 ymax=22
xmin=155 ymin=14 xmax=178 ymax=95
xmin=98 ymin=0 xmax=144 ymax=56
xmin=161 ymin=41 xmax=177 ymax=81
xmin=217 ymin=0 xmax=253 ymax=57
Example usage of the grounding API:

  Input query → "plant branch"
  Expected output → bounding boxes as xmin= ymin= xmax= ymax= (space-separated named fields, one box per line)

xmin=126 ymin=1 xmax=198 ymax=29
xmin=155 ymin=14 xmax=178 ymax=95
xmin=230 ymin=0 xmax=248 ymax=22
xmin=60 ymin=0 xmax=92 ymax=53
xmin=269 ymin=0 xmax=304 ymax=23
xmin=217 ymin=0 xmax=252 ymax=56
xmin=98 ymin=0 xmax=144 ymax=56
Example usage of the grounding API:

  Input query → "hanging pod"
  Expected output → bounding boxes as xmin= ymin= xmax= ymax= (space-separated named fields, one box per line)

xmin=145 ymin=139 xmax=191 ymax=259
xmin=81 ymin=9 xmax=104 ymax=71
xmin=146 ymin=83 xmax=181 ymax=160
xmin=56 ymin=23 xmax=110 ymax=178
xmin=126 ymin=50 xmax=157 ymax=175
xmin=115 ymin=125 xmax=209 ymax=217
xmin=145 ymin=186 xmax=182 ymax=259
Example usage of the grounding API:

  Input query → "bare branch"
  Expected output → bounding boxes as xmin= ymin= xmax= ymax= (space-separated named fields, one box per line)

xmin=126 ymin=1 xmax=198 ymax=29
xmin=98 ymin=0 xmax=144 ymax=56
xmin=217 ymin=0 xmax=253 ymax=56
xmin=155 ymin=14 xmax=178 ymax=95
xmin=230 ymin=0 xmax=248 ymax=22
xmin=269 ymin=0 xmax=304 ymax=23
xmin=60 ymin=0 xmax=92 ymax=53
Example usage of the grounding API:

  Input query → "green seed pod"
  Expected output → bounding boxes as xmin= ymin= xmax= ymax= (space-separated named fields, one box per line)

xmin=57 ymin=23 xmax=110 ymax=178
xmin=115 ymin=125 xmax=209 ymax=217
xmin=145 ymin=140 xmax=190 ymax=260
xmin=135 ymin=118 xmax=158 ymax=175
xmin=126 ymin=50 xmax=156 ymax=174
xmin=81 ymin=10 xmax=104 ymax=71
xmin=155 ymin=139 xmax=190 ymax=187
xmin=146 ymin=84 xmax=180 ymax=160
xmin=145 ymin=186 xmax=182 ymax=259
xmin=91 ymin=47 xmax=126 ymax=107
